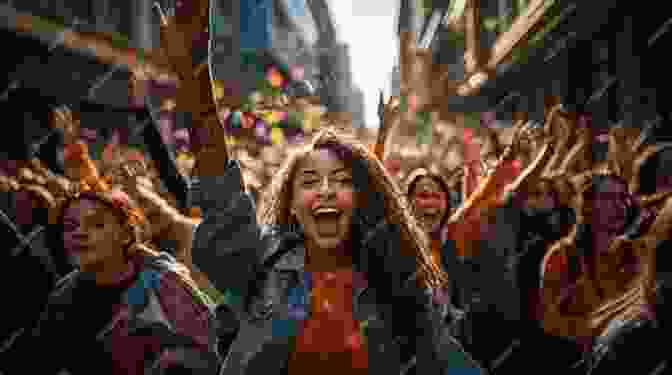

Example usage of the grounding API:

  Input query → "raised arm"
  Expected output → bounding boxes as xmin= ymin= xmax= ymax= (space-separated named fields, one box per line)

xmin=158 ymin=0 xmax=229 ymax=178
xmin=373 ymin=94 xmax=400 ymax=161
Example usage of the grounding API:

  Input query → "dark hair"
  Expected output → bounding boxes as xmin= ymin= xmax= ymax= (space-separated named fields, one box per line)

xmin=639 ymin=147 xmax=672 ymax=195
xmin=407 ymin=173 xmax=452 ymax=230
xmin=588 ymin=175 xmax=638 ymax=233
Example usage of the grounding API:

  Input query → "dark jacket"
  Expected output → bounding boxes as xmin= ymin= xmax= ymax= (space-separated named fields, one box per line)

xmin=0 ymin=253 xmax=221 ymax=375
xmin=190 ymin=161 xmax=486 ymax=375
xmin=442 ymin=193 xmax=578 ymax=371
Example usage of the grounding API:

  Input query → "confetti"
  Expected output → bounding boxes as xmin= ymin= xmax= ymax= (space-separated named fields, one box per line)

xmin=408 ymin=94 xmax=419 ymax=113
xmin=241 ymin=113 xmax=255 ymax=129
xmin=212 ymin=80 xmax=226 ymax=101
xmin=262 ymin=110 xmax=286 ymax=125
xmin=416 ymin=111 xmax=433 ymax=145
xmin=211 ymin=15 xmax=228 ymax=36
xmin=290 ymin=65 xmax=305 ymax=81
xmin=267 ymin=67 xmax=285 ymax=88
xmin=271 ymin=127 xmax=285 ymax=145
xmin=230 ymin=111 xmax=243 ymax=128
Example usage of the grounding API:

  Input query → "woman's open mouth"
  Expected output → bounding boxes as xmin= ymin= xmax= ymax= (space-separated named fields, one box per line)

xmin=313 ymin=207 xmax=342 ymax=236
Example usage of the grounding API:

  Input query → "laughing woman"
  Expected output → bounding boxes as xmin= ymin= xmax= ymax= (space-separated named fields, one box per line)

xmin=190 ymin=126 xmax=485 ymax=375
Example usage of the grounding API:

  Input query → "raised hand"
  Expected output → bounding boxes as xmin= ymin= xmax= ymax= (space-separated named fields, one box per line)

xmin=374 ymin=95 xmax=401 ymax=160
xmin=0 ymin=172 xmax=19 ymax=193
xmin=51 ymin=106 xmax=80 ymax=145
xmin=128 ymin=175 xmax=198 ymax=265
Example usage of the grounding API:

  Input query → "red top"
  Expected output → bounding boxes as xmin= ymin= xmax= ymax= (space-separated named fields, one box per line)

xmin=288 ymin=270 xmax=369 ymax=374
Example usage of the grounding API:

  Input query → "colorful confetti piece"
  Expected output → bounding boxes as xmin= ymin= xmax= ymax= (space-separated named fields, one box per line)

xmin=271 ymin=127 xmax=285 ymax=145
xmin=416 ymin=111 xmax=432 ymax=145
xmin=290 ymin=65 xmax=305 ymax=81
xmin=212 ymin=80 xmax=225 ymax=101
xmin=267 ymin=67 xmax=285 ymax=88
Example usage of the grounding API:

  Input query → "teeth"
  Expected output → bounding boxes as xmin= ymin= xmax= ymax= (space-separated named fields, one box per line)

xmin=314 ymin=208 xmax=340 ymax=215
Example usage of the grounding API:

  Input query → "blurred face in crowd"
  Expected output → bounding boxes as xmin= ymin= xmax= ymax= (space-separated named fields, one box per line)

xmin=524 ymin=179 xmax=557 ymax=213
xmin=62 ymin=198 xmax=131 ymax=272
xmin=587 ymin=177 xmax=630 ymax=233
xmin=410 ymin=176 xmax=448 ymax=234
xmin=290 ymin=147 xmax=357 ymax=253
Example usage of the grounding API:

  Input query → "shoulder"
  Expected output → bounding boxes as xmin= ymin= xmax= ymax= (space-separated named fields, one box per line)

xmin=257 ymin=225 xmax=304 ymax=268
xmin=134 ymin=254 xmax=216 ymax=329
xmin=48 ymin=270 xmax=81 ymax=303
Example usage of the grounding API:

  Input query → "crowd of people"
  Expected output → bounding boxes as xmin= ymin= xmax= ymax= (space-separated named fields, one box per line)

xmin=2 ymin=4 xmax=672 ymax=375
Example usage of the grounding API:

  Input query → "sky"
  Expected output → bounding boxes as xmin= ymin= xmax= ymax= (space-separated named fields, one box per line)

xmin=327 ymin=0 xmax=398 ymax=128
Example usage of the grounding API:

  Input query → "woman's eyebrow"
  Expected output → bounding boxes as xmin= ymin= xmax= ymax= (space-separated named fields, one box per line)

xmin=298 ymin=170 xmax=318 ymax=176
xmin=330 ymin=168 xmax=350 ymax=176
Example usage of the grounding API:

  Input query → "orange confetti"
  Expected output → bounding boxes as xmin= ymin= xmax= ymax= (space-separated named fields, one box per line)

xmin=241 ymin=114 xmax=255 ymax=129
xmin=267 ymin=67 xmax=285 ymax=88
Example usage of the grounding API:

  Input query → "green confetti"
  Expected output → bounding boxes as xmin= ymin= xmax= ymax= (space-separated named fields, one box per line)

xmin=259 ymin=81 xmax=274 ymax=98
xmin=269 ymin=86 xmax=282 ymax=98
xmin=108 ymin=32 xmax=131 ymax=51
xmin=416 ymin=111 xmax=432 ymax=145
xmin=240 ymin=97 xmax=255 ymax=113
xmin=241 ymin=49 xmax=258 ymax=66
xmin=211 ymin=15 xmax=228 ymax=36
xmin=136 ymin=48 xmax=145 ymax=65
xmin=231 ymin=111 xmax=242 ymax=128
xmin=128 ymin=143 xmax=145 ymax=152
xmin=399 ymin=94 xmax=408 ymax=113
xmin=222 ymin=289 xmax=242 ymax=307
xmin=203 ymin=286 xmax=226 ymax=307
xmin=89 ymin=144 xmax=103 ymax=161
xmin=30 ymin=16 xmax=63 ymax=36
xmin=275 ymin=62 xmax=290 ymax=78
xmin=286 ymin=111 xmax=304 ymax=128
xmin=463 ymin=112 xmax=480 ymax=129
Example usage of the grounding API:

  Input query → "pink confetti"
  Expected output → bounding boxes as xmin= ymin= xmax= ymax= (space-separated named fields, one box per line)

xmin=290 ymin=65 xmax=305 ymax=81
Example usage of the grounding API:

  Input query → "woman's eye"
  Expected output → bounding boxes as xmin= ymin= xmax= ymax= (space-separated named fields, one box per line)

xmin=336 ymin=177 xmax=353 ymax=185
xmin=302 ymin=180 xmax=319 ymax=187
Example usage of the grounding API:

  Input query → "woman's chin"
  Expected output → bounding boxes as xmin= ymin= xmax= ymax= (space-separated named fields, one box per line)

xmin=314 ymin=237 xmax=345 ymax=250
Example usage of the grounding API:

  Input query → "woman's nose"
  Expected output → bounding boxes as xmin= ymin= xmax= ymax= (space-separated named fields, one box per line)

xmin=318 ymin=177 xmax=335 ymax=196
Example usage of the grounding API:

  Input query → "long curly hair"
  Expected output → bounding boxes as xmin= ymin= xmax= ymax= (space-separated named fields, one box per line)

xmin=256 ymin=127 xmax=448 ymax=289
